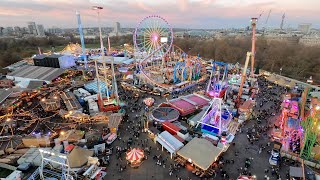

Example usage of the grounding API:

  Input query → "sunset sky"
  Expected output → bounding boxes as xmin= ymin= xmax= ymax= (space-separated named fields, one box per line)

xmin=0 ymin=0 xmax=319 ymax=29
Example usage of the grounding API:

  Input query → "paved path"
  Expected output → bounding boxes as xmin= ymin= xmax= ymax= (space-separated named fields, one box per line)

xmin=103 ymin=78 xmax=290 ymax=180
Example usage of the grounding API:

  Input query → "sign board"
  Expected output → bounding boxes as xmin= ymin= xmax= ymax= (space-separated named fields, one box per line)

xmin=160 ymin=37 xmax=168 ymax=43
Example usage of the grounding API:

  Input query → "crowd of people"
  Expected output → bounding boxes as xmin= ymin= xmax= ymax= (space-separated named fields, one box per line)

xmin=101 ymin=76 xmax=306 ymax=180
xmin=217 ymin=76 xmax=305 ymax=180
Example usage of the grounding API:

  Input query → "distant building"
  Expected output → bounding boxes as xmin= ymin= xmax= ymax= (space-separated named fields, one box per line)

xmin=3 ymin=27 xmax=13 ymax=35
xmin=0 ymin=27 xmax=4 ymax=35
xmin=299 ymin=36 xmax=320 ymax=46
xmin=14 ymin=26 xmax=20 ymax=33
xmin=47 ymin=27 xmax=63 ymax=34
xmin=298 ymin=23 xmax=312 ymax=34
xmin=6 ymin=65 xmax=65 ymax=87
xmin=36 ymin=24 xmax=45 ymax=36
xmin=113 ymin=22 xmax=121 ymax=35
xmin=21 ymin=27 xmax=28 ymax=33
xmin=33 ymin=54 xmax=76 ymax=69
xmin=27 ymin=22 xmax=37 ymax=35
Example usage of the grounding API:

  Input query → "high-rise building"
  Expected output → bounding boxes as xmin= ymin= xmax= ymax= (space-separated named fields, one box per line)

xmin=113 ymin=22 xmax=121 ymax=35
xmin=21 ymin=27 xmax=28 ymax=33
xmin=36 ymin=24 xmax=45 ymax=36
xmin=298 ymin=23 xmax=312 ymax=34
xmin=0 ymin=27 xmax=4 ymax=35
xmin=47 ymin=27 xmax=63 ymax=34
xmin=14 ymin=26 xmax=20 ymax=33
xmin=3 ymin=27 xmax=14 ymax=35
xmin=27 ymin=22 xmax=37 ymax=35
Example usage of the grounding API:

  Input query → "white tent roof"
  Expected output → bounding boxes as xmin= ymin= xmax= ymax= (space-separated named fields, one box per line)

xmin=156 ymin=131 xmax=184 ymax=154
xmin=177 ymin=137 xmax=223 ymax=171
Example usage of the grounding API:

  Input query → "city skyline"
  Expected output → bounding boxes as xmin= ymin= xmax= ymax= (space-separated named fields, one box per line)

xmin=0 ymin=0 xmax=319 ymax=29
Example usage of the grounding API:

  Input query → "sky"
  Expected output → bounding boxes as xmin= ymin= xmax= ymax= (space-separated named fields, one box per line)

xmin=0 ymin=0 xmax=319 ymax=29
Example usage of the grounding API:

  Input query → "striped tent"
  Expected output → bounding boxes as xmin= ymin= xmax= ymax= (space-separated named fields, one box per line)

xmin=237 ymin=175 xmax=256 ymax=180
xmin=126 ymin=148 xmax=144 ymax=163
xmin=143 ymin=97 xmax=155 ymax=107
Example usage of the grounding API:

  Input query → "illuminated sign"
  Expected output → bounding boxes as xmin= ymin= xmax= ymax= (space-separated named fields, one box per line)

xmin=160 ymin=37 xmax=168 ymax=43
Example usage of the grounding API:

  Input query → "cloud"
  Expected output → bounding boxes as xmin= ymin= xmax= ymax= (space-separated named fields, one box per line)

xmin=177 ymin=0 xmax=189 ymax=12
xmin=0 ymin=0 xmax=318 ymax=29
xmin=136 ymin=1 xmax=154 ymax=12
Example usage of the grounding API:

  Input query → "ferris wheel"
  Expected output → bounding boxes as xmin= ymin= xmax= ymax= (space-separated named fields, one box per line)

xmin=134 ymin=15 xmax=173 ymax=56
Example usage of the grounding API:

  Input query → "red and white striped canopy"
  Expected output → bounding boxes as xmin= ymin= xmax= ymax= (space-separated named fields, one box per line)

xmin=143 ymin=98 xmax=155 ymax=107
xmin=237 ymin=176 xmax=256 ymax=180
xmin=126 ymin=148 xmax=144 ymax=162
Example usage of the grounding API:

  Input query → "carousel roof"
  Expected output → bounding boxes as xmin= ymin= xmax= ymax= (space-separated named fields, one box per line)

xmin=108 ymin=113 xmax=123 ymax=129
xmin=68 ymin=146 xmax=94 ymax=168
xmin=126 ymin=148 xmax=144 ymax=162
xmin=60 ymin=43 xmax=82 ymax=55
xmin=143 ymin=97 xmax=155 ymax=107
xmin=237 ymin=175 xmax=256 ymax=180
xmin=151 ymin=107 xmax=180 ymax=122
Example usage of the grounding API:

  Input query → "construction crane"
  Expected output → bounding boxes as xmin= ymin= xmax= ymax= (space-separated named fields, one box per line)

xmin=262 ymin=9 xmax=272 ymax=35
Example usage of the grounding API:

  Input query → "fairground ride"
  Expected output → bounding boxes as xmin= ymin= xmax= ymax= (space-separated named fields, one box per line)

xmin=0 ymin=89 xmax=114 ymax=153
xmin=94 ymin=57 xmax=121 ymax=112
xmin=237 ymin=18 xmax=258 ymax=105
xmin=133 ymin=15 xmax=206 ymax=91
xmin=237 ymin=52 xmax=252 ymax=104
xmin=206 ymin=61 xmax=228 ymax=98
xmin=196 ymin=98 xmax=233 ymax=136
xmin=300 ymin=99 xmax=320 ymax=160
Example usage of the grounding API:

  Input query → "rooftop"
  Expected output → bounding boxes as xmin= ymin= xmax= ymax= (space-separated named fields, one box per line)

xmin=177 ymin=137 xmax=223 ymax=171
xmin=0 ymin=89 xmax=12 ymax=104
xmin=47 ymin=54 xmax=63 ymax=58
xmin=33 ymin=54 xmax=47 ymax=59
xmin=7 ymin=65 xmax=65 ymax=82
xmin=168 ymin=94 xmax=210 ymax=116
xmin=27 ymin=80 xmax=44 ymax=89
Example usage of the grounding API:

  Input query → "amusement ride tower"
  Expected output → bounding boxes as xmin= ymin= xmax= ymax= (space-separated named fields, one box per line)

xmin=76 ymin=11 xmax=87 ymax=69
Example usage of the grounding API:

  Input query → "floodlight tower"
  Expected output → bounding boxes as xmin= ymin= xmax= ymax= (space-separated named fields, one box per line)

xmin=250 ymin=18 xmax=257 ymax=78
xmin=76 ymin=11 xmax=87 ymax=69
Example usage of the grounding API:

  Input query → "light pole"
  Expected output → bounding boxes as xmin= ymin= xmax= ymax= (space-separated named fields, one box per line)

xmin=92 ymin=6 xmax=110 ymax=101
xmin=92 ymin=6 xmax=104 ymax=53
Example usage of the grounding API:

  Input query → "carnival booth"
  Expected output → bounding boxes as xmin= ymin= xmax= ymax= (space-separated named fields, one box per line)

xmin=177 ymin=138 xmax=223 ymax=177
xmin=126 ymin=148 xmax=145 ymax=167
xmin=238 ymin=100 xmax=254 ymax=123
xmin=156 ymin=131 xmax=184 ymax=159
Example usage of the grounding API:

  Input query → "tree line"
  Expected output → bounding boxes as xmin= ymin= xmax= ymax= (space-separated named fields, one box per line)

xmin=0 ymin=35 xmax=319 ymax=83
xmin=174 ymin=37 xmax=320 ymax=83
